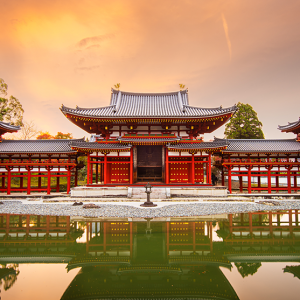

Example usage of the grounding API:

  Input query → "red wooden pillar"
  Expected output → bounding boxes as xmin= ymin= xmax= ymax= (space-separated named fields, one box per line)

xmin=267 ymin=166 xmax=272 ymax=194
xmin=38 ymin=174 xmax=42 ymax=190
xmin=87 ymin=153 xmax=90 ymax=185
xmin=287 ymin=166 xmax=292 ymax=194
xmin=247 ymin=167 xmax=252 ymax=194
xmin=104 ymin=154 xmax=107 ymax=184
xmin=267 ymin=155 xmax=272 ymax=194
xmin=165 ymin=148 xmax=169 ymax=184
xmin=7 ymin=168 xmax=11 ymax=195
xmin=228 ymin=167 xmax=232 ymax=193
xmin=27 ymin=168 xmax=31 ymax=195
xmin=67 ymin=168 xmax=71 ymax=194
xmin=56 ymin=176 xmax=60 ymax=192
xmin=208 ymin=153 xmax=212 ymax=185
xmin=47 ymin=168 xmax=51 ymax=195
xmin=239 ymin=175 xmax=243 ymax=193
xmin=90 ymin=157 xmax=93 ymax=184
xmin=191 ymin=153 xmax=195 ymax=184
xmin=294 ymin=172 xmax=297 ymax=191
xmin=258 ymin=165 xmax=261 ymax=193
xmin=130 ymin=148 xmax=133 ymax=184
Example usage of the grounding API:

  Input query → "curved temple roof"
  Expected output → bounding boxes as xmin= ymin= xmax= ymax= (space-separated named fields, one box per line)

xmin=278 ymin=118 xmax=300 ymax=134
xmin=0 ymin=121 xmax=20 ymax=135
xmin=61 ymin=89 xmax=237 ymax=118
xmin=213 ymin=137 xmax=300 ymax=153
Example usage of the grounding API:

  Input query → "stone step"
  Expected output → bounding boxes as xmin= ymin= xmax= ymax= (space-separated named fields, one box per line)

xmin=128 ymin=187 xmax=169 ymax=199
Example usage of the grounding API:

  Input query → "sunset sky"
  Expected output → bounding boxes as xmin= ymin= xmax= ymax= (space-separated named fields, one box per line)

xmin=1 ymin=0 xmax=300 ymax=140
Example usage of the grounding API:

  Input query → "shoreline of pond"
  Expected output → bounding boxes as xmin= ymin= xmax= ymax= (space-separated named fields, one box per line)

xmin=0 ymin=199 xmax=300 ymax=219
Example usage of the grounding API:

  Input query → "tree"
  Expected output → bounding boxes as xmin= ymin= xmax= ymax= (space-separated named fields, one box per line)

xmin=0 ymin=78 xmax=24 ymax=126
xmin=18 ymin=120 xmax=39 ymax=139
xmin=224 ymin=102 xmax=264 ymax=139
xmin=235 ymin=262 xmax=262 ymax=278
xmin=36 ymin=132 xmax=54 ymax=139
xmin=54 ymin=132 xmax=73 ymax=139
xmin=36 ymin=131 xmax=73 ymax=140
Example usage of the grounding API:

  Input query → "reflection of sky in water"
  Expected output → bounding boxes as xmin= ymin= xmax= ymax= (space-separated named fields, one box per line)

xmin=1 ymin=211 xmax=300 ymax=300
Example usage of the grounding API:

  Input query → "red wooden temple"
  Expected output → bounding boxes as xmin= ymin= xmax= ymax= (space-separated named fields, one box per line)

xmin=213 ymin=138 xmax=300 ymax=194
xmin=0 ymin=90 xmax=299 ymax=195
xmin=0 ymin=121 xmax=84 ymax=195
xmin=61 ymin=89 xmax=237 ymax=186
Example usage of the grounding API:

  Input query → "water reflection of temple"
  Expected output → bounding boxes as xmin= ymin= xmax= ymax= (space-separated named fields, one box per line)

xmin=0 ymin=211 xmax=299 ymax=299
xmin=0 ymin=214 xmax=83 ymax=263
xmin=221 ymin=210 xmax=300 ymax=262
xmin=64 ymin=220 xmax=237 ymax=300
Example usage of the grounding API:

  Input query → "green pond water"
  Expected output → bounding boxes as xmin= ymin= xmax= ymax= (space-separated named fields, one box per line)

xmin=0 ymin=211 xmax=300 ymax=300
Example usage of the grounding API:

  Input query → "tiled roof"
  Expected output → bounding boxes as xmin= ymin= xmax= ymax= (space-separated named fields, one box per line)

xmin=0 ymin=121 xmax=20 ymax=133
xmin=70 ymin=141 xmax=131 ymax=151
xmin=168 ymin=141 xmax=228 ymax=151
xmin=214 ymin=138 xmax=300 ymax=153
xmin=0 ymin=138 xmax=84 ymax=154
xmin=61 ymin=89 xmax=237 ymax=118
xmin=119 ymin=136 xmax=180 ymax=144
xmin=278 ymin=118 xmax=300 ymax=132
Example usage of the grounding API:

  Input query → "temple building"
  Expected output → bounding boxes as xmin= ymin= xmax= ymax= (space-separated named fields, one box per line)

xmin=212 ymin=138 xmax=300 ymax=194
xmin=278 ymin=117 xmax=300 ymax=140
xmin=0 ymin=121 xmax=84 ymax=195
xmin=0 ymin=89 xmax=299 ymax=195
xmin=61 ymin=89 xmax=237 ymax=186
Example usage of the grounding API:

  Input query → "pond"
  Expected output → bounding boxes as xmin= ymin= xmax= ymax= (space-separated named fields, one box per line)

xmin=0 ymin=211 xmax=300 ymax=300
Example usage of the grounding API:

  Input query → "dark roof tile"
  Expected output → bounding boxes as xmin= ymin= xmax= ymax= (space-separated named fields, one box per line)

xmin=214 ymin=138 xmax=300 ymax=153
xmin=0 ymin=138 xmax=84 ymax=154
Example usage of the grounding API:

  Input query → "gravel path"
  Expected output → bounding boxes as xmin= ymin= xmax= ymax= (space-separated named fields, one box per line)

xmin=0 ymin=200 xmax=300 ymax=218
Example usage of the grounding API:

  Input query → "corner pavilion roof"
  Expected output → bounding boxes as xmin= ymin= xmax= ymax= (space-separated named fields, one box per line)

xmin=0 ymin=138 xmax=84 ymax=154
xmin=278 ymin=117 xmax=300 ymax=134
xmin=0 ymin=121 xmax=20 ymax=135
xmin=214 ymin=138 xmax=300 ymax=153
xmin=61 ymin=89 xmax=237 ymax=118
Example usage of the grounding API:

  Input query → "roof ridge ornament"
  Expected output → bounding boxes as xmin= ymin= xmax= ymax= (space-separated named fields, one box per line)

xmin=114 ymin=90 xmax=122 ymax=113
xmin=178 ymin=91 xmax=184 ymax=112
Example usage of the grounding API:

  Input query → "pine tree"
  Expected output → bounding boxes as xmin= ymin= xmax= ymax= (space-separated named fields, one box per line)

xmin=224 ymin=102 xmax=264 ymax=139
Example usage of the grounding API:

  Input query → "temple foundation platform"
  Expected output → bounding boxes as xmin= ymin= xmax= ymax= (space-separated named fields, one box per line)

xmin=70 ymin=186 xmax=228 ymax=199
